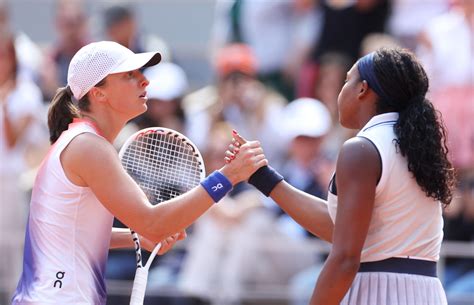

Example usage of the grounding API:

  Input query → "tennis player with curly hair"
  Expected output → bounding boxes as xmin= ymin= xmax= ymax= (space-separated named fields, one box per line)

xmin=229 ymin=48 xmax=455 ymax=305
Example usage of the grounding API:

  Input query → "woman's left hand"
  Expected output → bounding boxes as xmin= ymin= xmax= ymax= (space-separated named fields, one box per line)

xmin=140 ymin=230 xmax=187 ymax=255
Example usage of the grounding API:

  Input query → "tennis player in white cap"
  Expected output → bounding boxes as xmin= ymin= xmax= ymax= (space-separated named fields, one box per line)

xmin=12 ymin=41 xmax=267 ymax=304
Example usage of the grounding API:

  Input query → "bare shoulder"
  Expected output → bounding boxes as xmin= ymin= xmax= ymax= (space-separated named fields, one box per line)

xmin=61 ymin=133 xmax=120 ymax=185
xmin=64 ymin=132 xmax=116 ymax=161
xmin=339 ymin=137 xmax=379 ymax=162
xmin=337 ymin=137 xmax=381 ymax=178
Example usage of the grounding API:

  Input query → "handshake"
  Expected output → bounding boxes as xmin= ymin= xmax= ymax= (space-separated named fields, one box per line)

xmin=222 ymin=130 xmax=284 ymax=197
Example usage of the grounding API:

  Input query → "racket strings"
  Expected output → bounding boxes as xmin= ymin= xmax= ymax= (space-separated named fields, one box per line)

xmin=121 ymin=132 xmax=202 ymax=205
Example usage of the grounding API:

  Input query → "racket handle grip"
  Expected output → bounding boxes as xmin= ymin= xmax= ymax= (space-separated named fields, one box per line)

xmin=129 ymin=267 xmax=149 ymax=305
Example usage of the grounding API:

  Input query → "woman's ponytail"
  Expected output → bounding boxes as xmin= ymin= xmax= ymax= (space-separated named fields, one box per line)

xmin=394 ymin=97 xmax=455 ymax=205
xmin=372 ymin=48 xmax=455 ymax=205
xmin=47 ymin=86 xmax=80 ymax=144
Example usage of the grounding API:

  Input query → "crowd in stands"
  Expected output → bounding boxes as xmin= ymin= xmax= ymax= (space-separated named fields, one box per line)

xmin=1 ymin=0 xmax=472 ymax=304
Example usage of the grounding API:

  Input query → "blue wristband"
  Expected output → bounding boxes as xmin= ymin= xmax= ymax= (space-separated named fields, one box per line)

xmin=200 ymin=170 xmax=233 ymax=203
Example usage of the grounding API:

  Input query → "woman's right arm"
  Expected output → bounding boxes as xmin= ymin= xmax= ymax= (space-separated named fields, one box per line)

xmin=268 ymin=181 xmax=333 ymax=242
xmin=62 ymin=133 xmax=266 ymax=243
xmin=230 ymin=132 xmax=334 ymax=242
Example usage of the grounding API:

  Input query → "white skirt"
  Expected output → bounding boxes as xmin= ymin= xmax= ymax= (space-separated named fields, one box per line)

xmin=340 ymin=272 xmax=447 ymax=305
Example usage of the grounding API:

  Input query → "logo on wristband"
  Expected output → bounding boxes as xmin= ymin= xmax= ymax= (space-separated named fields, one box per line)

xmin=201 ymin=171 xmax=232 ymax=202
xmin=212 ymin=183 xmax=223 ymax=192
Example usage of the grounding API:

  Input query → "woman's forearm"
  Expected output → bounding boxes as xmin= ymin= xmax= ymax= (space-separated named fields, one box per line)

xmin=270 ymin=181 xmax=334 ymax=242
xmin=310 ymin=253 xmax=359 ymax=305
xmin=110 ymin=227 xmax=134 ymax=249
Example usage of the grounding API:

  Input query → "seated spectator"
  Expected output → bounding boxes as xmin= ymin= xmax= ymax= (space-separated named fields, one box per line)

xmin=103 ymin=4 xmax=171 ymax=61
xmin=278 ymin=97 xmax=333 ymax=209
xmin=138 ymin=62 xmax=189 ymax=133
xmin=297 ymin=0 xmax=390 ymax=98
xmin=312 ymin=52 xmax=351 ymax=121
xmin=416 ymin=0 xmax=474 ymax=194
xmin=39 ymin=0 xmax=89 ymax=101
xmin=387 ymin=0 xmax=448 ymax=50
xmin=211 ymin=0 xmax=322 ymax=101
xmin=0 ymin=0 xmax=42 ymax=83
xmin=183 ymin=43 xmax=287 ymax=167
xmin=305 ymin=51 xmax=356 ymax=164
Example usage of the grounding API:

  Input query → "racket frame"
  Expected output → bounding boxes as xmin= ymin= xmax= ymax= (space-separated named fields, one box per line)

xmin=118 ymin=127 xmax=205 ymax=305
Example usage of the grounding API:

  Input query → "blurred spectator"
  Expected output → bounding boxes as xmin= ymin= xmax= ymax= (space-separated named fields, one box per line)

xmin=359 ymin=32 xmax=400 ymax=56
xmin=279 ymin=98 xmax=332 ymax=204
xmin=0 ymin=30 xmax=47 ymax=304
xmin=183 ymin=43 xmax=287 ymax=167
xmin=417 ymin=0 xmax=473 ymax=183
xmin=138 ymin=62 xmax=189 ymax=133
xmin=274 ymin=97 xmax=334 ymax=238
xmin=298 ymin=0 xmax=390 ymax=98
xmin=0 ymin=0 xmax=42 ymax=83
xmin=312 ymin=0 xmax=390 ymax=62
xmin=388 ymin=0 xmax=448 ymax=50
xmin=302 ymin=51 xmax=356 ymax=165
xmin=103 ymin=3 xmax=171 ymax=61
xmin=312 ymin=52 xmax=352 ymax=121
xmin=39 ymin=0 xmax=89 ymax=101
xmin=212 ymin=0 xmax=322 ymax=100
xmin=418 ymin=0 xmax=473 ymax=89
xmin=0 ymin=0 xmax=5 ymax=29
xmin=430 ymin=87 xmax=474 ymax=175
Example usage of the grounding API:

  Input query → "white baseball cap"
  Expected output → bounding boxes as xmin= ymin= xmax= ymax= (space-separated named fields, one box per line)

xmin=67 ymin=41 xmax=161 ymax=100
xmin=144 ymin=62 xmax=188 ymax=101
xmin=282 ymin=98 xmax=332 ymax=141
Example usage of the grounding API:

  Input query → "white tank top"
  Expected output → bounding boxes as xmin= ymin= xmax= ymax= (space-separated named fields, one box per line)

xmin=327 ymin=112 xmax=444 ymax=262
xmin=12 ymin=120 xmax=114 ymax=305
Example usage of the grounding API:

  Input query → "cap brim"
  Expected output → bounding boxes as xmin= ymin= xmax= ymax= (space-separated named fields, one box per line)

xmin=110 ymin=52 xmax=162 ymax=74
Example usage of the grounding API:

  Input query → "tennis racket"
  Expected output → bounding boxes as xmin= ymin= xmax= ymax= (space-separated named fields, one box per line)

xmin=118 ymin=127 xmax=206 ymax=305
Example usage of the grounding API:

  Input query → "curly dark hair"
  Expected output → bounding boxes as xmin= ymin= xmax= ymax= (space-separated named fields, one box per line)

xmin=372 ymin=48 xmax=455 ymax=205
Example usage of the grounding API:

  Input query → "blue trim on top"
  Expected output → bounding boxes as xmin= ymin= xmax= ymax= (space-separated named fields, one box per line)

xmin=328 ymin=173 xmax=337 ymax=195
xmin=363 ymin=120 xmax=398 ymax=132
xmin=361 ymin=112 xmax=399 ymax=132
